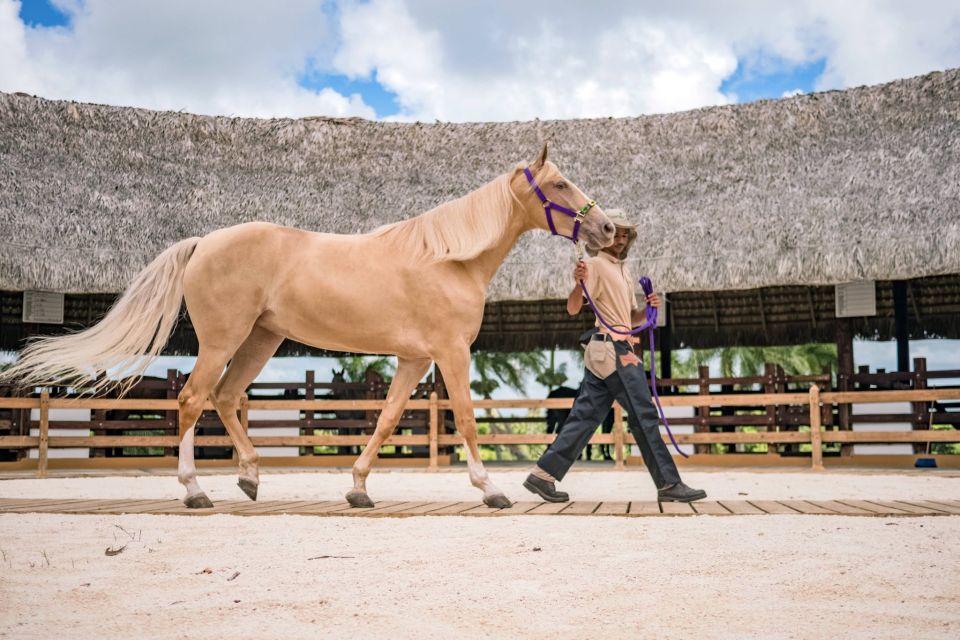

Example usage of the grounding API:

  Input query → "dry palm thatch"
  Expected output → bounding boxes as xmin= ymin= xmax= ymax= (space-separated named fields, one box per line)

xmin=1 ymin=68 xmax=958 ymax=302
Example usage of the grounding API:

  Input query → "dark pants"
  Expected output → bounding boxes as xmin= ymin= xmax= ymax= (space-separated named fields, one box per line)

xmin=537 ymin=340 xmax=681 ymax=489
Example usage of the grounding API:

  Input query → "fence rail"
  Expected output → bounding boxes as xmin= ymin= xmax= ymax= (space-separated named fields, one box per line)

xmin=2 ymin=386 xmax=959 ymax=477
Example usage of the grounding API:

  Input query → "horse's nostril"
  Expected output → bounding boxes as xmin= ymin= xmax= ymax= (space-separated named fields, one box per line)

xmin=603 ymin=223 xmax=615 ymax=235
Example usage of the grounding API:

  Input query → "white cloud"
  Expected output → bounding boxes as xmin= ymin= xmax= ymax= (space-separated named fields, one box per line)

xmin=807 ymin=0 xmax=960 ymax=91
xmin=2 ymin=0 xmax=959 ymax=122
xmin=333 ymin=0 xmax=737 ymax=122
xmin=781 ymin=88 xmax=805 ymax=98
xmin=330 ymin=0 xmax=960 ymax=122
xmin=1 ymin=0 xmax=375 ymax=118
xmin=0 ymin=0 xmax=41 ymax=94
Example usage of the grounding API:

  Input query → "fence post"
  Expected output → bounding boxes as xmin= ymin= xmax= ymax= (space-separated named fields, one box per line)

xmin=695 ymin=365 xmax=710 ymax=454
xmin=37 ymin=390 xmax=50 ymax=478
xmin=809 ymin=384 xmax=824 ymax=471
xmin=305 ymin=370 xmax=316 ymax=457
xmin=613 ymin=402 xmax=625 ymax=470
xmin=239 ymin=395 xmax=249 ymax=459
xmin=763 ymin=363 xmax=777 ymax=456
xmin=912 ymin=357 xmax=929 ymax=454
xmin=428 ymin=392 xmax=439 ymax=471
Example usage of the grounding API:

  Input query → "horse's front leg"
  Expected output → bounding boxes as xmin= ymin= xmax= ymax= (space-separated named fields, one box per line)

xmin=436 ymin=348 xmax=512 ymax=509
xmin=346 ymin=356 xmax=432 ymax=508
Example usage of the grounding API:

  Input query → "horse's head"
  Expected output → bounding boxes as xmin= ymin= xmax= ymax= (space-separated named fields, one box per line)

xmin=514 ymin=144 xmax=615 ymax=253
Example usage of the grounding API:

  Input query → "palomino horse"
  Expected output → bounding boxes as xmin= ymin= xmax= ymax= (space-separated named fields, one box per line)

xmin=2 ymin=145 xmax=614 ymax=508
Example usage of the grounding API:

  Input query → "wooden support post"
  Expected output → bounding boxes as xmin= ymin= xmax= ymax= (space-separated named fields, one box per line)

xmin=809 ymin=384 xmax=823 ymax=471
xmin=37 ymin=391 xmax=49 ymax=478
xmin=428 ymin=392 xmax=439 ymax=471
xmin=659 ymin=299 xmax=672 ymax=380
xmin=613 ymin=402 xmax=625 ymax=470
xmin=835 ymin=317 xmax=854 ymax=456
xmin=893 ymin=281 xmax=910 ymax=373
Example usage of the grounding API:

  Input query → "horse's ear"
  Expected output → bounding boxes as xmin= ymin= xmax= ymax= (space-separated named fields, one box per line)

xmin=531 ymin=142 xmax=548 ymax=171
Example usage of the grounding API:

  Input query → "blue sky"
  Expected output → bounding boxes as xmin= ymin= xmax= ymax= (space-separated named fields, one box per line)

xmin=298 ymin=69 xmax=400 ymax=119
xmin=720 ymin=57 xmax=827 ymax=102
xmin=17 ymin=0 xmax=67 ymax=28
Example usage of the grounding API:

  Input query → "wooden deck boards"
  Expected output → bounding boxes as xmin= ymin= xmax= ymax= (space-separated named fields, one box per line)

xmin=0 ymin=498 xmax=956 ymax=518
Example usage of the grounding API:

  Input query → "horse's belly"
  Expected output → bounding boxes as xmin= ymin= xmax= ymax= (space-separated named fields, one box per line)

xmin=257 ymin=297 xmax=421 ymax=356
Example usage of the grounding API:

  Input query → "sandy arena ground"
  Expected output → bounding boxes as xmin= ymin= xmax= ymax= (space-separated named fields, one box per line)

xmin=1 ymin=467 xmax=959 ymax=639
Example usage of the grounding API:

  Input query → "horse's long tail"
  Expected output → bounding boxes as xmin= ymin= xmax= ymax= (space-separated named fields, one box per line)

xmin=1 ymin=237 xmax=202 ymax=396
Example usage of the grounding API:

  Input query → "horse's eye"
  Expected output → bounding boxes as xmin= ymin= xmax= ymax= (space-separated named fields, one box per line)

xmin=554 ymin=181 xmax=567 ymax=190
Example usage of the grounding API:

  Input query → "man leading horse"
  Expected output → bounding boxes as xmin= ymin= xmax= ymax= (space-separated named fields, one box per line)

xmin=524 ymin=209 xmax=707 ymax=503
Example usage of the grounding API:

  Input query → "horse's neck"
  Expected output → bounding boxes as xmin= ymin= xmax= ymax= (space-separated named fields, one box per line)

xmin=461 ymin=203 xmax=529 ymax=289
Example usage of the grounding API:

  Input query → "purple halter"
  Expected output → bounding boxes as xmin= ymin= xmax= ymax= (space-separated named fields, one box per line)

xmin=523 ymin=166 xmax=597 ymax=243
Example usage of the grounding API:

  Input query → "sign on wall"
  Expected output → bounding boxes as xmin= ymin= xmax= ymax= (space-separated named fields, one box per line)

xmin=835 ymin=281 xmax=877 ymax=318
xmin=22 ymin=291 xmax=65 ymax=324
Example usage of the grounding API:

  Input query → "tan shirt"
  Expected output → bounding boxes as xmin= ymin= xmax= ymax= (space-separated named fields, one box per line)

xmin=583 ymin=251 xmax=638 ymax=338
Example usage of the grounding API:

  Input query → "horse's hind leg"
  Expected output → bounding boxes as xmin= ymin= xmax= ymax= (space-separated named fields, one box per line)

xmin=178 ymin=347 xmax=234 ymax=508
xmin=211 ymin=325 xmax=284 ymax=501
xmin=435 ymin=347 xmax=512 ymax=508
xmin=347 ymin=356 xmax=432 ymax=508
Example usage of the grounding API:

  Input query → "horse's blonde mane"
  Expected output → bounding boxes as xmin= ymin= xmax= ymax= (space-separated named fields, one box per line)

xmin=370 ymin=173 xmax=516 ymax=263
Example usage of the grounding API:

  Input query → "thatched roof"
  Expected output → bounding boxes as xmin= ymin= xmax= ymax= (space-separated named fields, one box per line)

xmin=1 ymin=68 xmax=958 ymax=302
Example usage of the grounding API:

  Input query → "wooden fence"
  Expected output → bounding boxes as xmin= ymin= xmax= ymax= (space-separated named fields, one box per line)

xmin=1 ymin=386 xmax=959 ymax=476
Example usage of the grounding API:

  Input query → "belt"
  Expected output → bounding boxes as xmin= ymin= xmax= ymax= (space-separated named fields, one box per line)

xmin=592 ymin=332 xmax=640 ymax=346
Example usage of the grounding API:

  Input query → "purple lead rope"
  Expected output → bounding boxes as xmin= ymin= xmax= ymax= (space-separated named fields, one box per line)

xmin=579 ymin=274 xmax=689 ymax=458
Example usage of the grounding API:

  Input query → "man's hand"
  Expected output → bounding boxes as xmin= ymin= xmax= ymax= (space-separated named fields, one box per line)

xmin=646 ymin=292 xmax=662 ymax=308
xmin=573 ymin=261 xmax=588 ymax=284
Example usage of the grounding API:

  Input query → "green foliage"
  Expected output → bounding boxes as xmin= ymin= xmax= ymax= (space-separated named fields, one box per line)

xmin=121 ymin=429 xmax=166 ymax=456
xmin=535 ymin=349 xmax=568 ymax=390
xmin=471 ymin=350 xmax=546 ymax=398
xmin=334 ymin=355 xmax=396 ymax=382
xmin=457 ymin=410 xmax=549 ymax=462
xmin=931 ymin=424 xmax=960 ymax=455
xmin=671 ymin=343 xmax=837 ymax=379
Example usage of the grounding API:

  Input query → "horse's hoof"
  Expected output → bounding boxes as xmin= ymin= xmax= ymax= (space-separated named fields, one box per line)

xmin=184 ymin=493 xmax=214 ymax=509
xmin=346 ymin=490 xmax=375 ymax=508
xmin=483 ymin=494 xmax=513 ymax=509
xmin=238 ymin=478 xmax=258 ymax=501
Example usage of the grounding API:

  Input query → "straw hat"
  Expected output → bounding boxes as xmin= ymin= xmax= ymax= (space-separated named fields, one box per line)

xmin=586 ymin=208 xmax=637 ymax=259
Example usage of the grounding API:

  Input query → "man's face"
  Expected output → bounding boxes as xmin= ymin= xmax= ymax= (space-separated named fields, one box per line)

xmin=601 ymin=227 xmax=631 ymax=257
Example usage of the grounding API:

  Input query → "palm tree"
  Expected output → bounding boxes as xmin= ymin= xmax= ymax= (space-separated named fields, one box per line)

xmin=334 ymin=355 xmax=396 ymax=382
xmin=470 ymin=350 xmax=546 ymax=460
xmin=535 ymin=349 xmax=568 ymax=390
xmin=671 ymin=344 xmax=836 ymax=380
xmin=470 ymin=351 xmax=545 ymax=397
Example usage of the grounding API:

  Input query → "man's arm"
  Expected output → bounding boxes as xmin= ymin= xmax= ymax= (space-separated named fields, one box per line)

xmin=566 ymin=261 xmax=588 ymax=316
